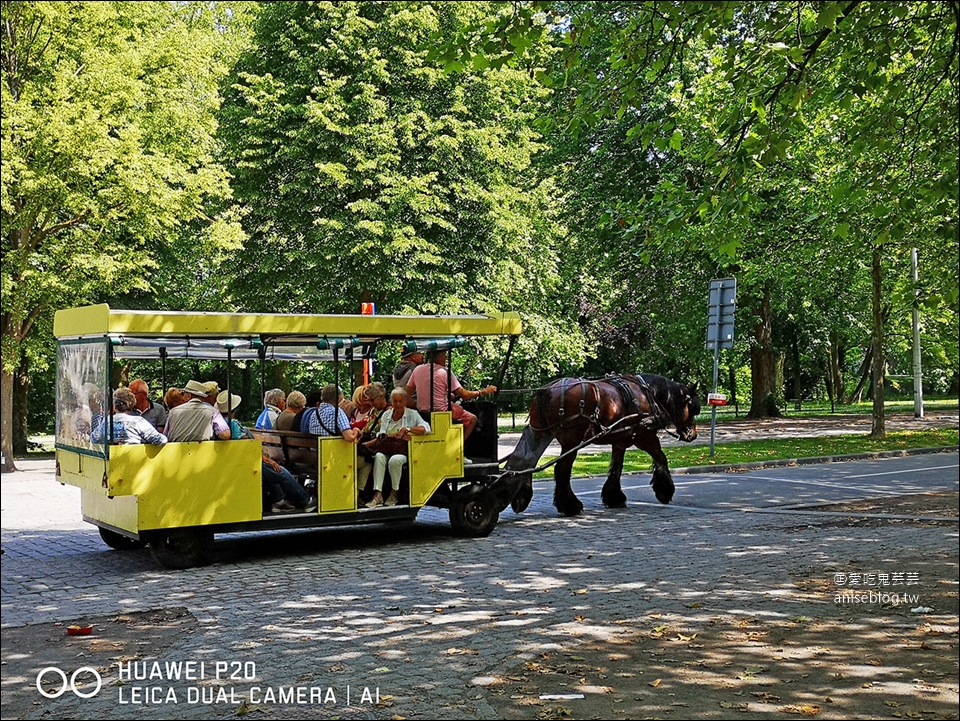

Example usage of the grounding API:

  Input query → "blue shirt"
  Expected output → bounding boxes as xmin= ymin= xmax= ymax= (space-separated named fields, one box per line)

xmin=255 ymin=405 xmax=282 ymax=430
xmin=307 ymin=404 xmax=351 ymax=436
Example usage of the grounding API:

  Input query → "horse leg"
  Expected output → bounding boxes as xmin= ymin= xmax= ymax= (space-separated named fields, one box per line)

xmin=600 ymin=442 xmax=629 ymax=508
xmin=634 ymin=432 xmax=675 ymax=504
xmin=552 ymin=447 xmax=583 ymax=516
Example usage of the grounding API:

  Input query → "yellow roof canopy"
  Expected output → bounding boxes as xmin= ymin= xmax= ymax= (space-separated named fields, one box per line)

xmin=54 ymin=304 xmax=523 ymax=340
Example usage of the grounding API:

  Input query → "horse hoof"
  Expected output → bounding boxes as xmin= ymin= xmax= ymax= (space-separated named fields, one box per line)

xmin=557 ymin=501 xmax=584 ymax=517
xmin=602 ymin=491 xmax=628 ymax=508
xmin=511 ymin=484 xmax=533 ymax=514
xmin=654 ymin=489 xmax=674 ymax=504
xmin=650 ymin=472 xmax=675 ymax=505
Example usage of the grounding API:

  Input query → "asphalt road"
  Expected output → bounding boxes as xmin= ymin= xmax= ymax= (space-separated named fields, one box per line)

xmin=606 ymin=452 xmax=960 ymax=512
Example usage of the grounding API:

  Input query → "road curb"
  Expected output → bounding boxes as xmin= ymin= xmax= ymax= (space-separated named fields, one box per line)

xmin=672 ymin=445 xmax=959 ymax=475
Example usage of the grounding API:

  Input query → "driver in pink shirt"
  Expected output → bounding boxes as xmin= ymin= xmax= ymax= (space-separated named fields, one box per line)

xmin=405 ymin=350 xmax=495 ymax=440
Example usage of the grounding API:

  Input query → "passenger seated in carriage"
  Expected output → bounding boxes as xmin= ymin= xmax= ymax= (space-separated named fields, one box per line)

xmin=364 ymin=388 xmax=430 ymax=508
xmin=305 ymin=384 xmax=360 ymax=442
xmin=109 ymin=387 xmax=168 ymax=446
xmin=276 ymin=390 xmax=306 ymax=431
xmin=255 ymin=388 xmax=286 ymax=430
xmin=217 ymin=391 xmax=314 ymax=514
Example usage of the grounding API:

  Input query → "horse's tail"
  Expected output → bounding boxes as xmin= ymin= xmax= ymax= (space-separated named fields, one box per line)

xmin=503 ymin=424 xmax=555 ymax=472
xmin=499 ymin=415 xmax=556 ymax=514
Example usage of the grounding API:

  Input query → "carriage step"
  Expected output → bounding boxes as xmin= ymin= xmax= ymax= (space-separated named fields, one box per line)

xmin=463 ymin=462 xmax=500 ymax=476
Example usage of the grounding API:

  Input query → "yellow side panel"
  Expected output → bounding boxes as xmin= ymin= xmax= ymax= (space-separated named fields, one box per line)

xmin=108 ymin=441 xmax=262 ymax=530
xmin=408 ymin=412 xmax=464 ymax=508
xmin=57 ymin=449 xmax=108 ymax=493
xmin=81 ymin=491 xmax=139 ymax=534
xmin=319 ymin=439 xmax=357 ymax=514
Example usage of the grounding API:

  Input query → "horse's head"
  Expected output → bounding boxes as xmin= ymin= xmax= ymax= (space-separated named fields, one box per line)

xmin=674 ymin=383 xmax=700 ymax=442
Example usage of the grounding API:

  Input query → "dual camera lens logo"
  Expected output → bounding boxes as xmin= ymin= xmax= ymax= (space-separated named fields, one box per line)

xmin=36 ymin=667 xmax=102 ymax=699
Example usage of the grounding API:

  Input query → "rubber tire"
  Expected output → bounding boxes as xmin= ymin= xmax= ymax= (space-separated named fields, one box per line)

xmin=98 ymin=527 xmax=146 ymax=551
xmin=149 ymin=529 xmax=215 ymax=569
xmin=449 ymin=485 xmax=499 ymax=538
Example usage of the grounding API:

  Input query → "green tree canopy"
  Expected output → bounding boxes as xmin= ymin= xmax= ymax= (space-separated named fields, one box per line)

xmin=1 ymin=0 xmax=245 ymax=469
xmin=219 ymin=1 xmax=583 ymax=373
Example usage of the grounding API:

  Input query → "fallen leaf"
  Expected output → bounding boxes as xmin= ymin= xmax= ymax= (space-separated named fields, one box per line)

xmin=720 ymin=701 xmax=748 ymax=710
xmin=781 ymin=704 xmax=820 ymax=715
xmin=649 ymin=679 xmax=662 ymax=688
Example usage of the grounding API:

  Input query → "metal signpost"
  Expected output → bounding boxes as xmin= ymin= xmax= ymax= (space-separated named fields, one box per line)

xmin=706 ymin=278 xmax=737 ymax=457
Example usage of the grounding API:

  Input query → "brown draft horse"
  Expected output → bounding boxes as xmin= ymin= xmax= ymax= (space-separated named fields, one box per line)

xmin=502 ymin=374 xmax=700 ymax=517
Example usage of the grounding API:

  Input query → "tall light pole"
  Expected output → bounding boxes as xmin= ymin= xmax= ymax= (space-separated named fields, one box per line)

xmin=912 ymin=248 xmax=923 ymax=418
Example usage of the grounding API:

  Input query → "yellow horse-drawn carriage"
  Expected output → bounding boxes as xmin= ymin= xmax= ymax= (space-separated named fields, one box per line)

xmin=54 ymin=305 xmax=522 ymax=568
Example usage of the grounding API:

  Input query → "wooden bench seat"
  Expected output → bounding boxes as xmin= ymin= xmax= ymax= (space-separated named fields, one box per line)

xmin=249 ymin=428 xmax=318 ymax=479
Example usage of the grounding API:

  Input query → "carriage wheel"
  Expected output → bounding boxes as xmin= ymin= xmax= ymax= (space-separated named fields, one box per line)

xmin=149 ymin=529 xmax=215 ymax=569
xmin=449 ymin=485 xmax=499 ymax=538
xmin=98 ymin=527 xmax=146 ymax=551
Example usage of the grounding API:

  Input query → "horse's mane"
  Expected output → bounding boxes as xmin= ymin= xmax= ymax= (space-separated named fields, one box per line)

xmin=622 ymin=373 xmax=700 ymax=418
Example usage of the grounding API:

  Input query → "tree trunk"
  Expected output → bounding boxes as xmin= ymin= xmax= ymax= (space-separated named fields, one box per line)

xmin=0 ymin=369 xmax=16 ymax=471
xmin=13 ymin=358 xmax=29 ymax=454
xmin=829 ymin=332 xmax=844 ymax=403
xmin=1 ymin=310 xmax=20 ymax=472
xmin=791 ymin=331 xmax=802 ymax=411
xmin=746 ymin=284 xmax=783 ymax=419
xmin=728 ymin=365 xmax=738 ymax=417
xmin=846 ymin=346 xmax=872 ymax=404
xmin=870 ymin=245 xmax=885 ymax=438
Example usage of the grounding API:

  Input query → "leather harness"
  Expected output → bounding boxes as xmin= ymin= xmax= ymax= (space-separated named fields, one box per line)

xmin=531 ymin=373 xmax=664 ymax=436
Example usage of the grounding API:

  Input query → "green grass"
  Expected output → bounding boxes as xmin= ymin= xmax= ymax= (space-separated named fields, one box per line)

xmin=705 ymin=396 xmax=959 ymax=421
xmin=499 ymin=396 xmax=958 ymax=431
xmin=532 ymin=428 xmax=959 ymax=479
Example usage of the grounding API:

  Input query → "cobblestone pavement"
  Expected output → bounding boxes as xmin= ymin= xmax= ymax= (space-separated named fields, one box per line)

xmin=2 ymin=454 xmax=958 ymax=720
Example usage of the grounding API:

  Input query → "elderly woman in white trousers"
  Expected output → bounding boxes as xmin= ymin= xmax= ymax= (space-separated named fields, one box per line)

xmin=365 ymin=388 xmax=430 ymax=507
